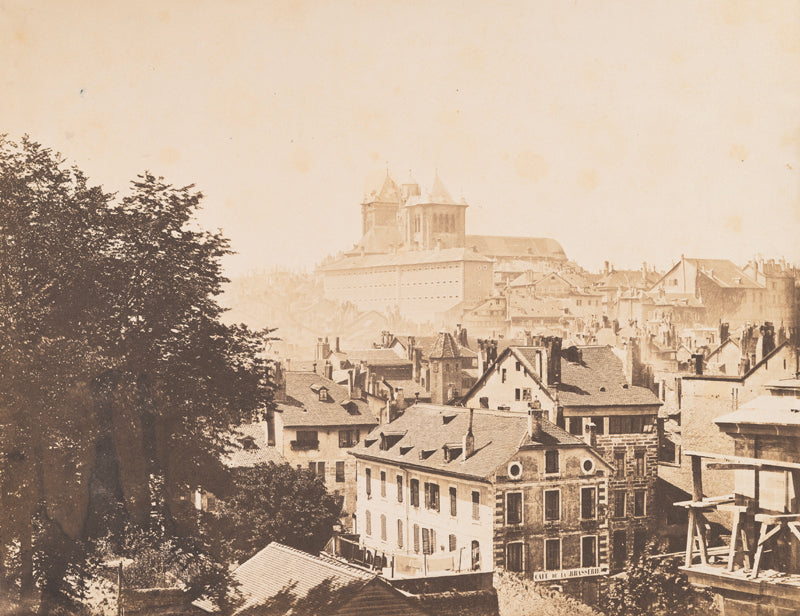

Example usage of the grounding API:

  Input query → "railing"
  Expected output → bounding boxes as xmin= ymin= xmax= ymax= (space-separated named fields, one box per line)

xmin=676 ymin=451 xmax=800 ymax=580
xmin=290 ymin=440 xmax=319 ymax=451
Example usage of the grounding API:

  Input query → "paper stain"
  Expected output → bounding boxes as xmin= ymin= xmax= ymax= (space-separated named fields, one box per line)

xmin=725 ymin=215 xmax=743 ymax=233
xmin=729 ymin=144 xmax=749 ymax=162
xmin=159 ymin=147 xmax=180 ymax=166
xmin=514 ymin=150 xmax=549 ymax=183
xmin=578 ymin=168 xmax=599 ymax=191
xmin=291 ymin=146 xmax=311 ymax=174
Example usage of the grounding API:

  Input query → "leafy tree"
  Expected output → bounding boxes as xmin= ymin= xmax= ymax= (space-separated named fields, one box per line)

xmin=597 ymin=542 xmax=718 ymax=616
xmin=0 ymin=136 xmax=271 ymax=613
xmin=205 ymin=463 xmax=341 ymax=565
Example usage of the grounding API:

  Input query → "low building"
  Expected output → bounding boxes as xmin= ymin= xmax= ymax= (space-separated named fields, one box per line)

xmin=349 ymin=404 xmax=613 ymax=601
xmin=678 ymin=379 xmax=800 ymax=615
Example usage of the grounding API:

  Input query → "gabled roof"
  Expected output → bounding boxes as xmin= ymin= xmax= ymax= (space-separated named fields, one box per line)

xmin=595 ymin=269 xmax=661 ymax=290
xmin=464 ymin=235 xmax=567 ymax=260
xmin=350 ymin=404 xmax=587 ymax=481
xmin=346 ymin=348 xmax=412 ymax=367
xmin=278 ymin=372 xmax=378 ymax=428
xmin=683 ymin=341 xmax=794 ymax=382
xmin=558 ymin=346 xmax=661 ymax=408
xmin=223 ymin=423 xmax=286 ymax=469
xmin=193 ymin=542 xmax=375 ymax=614
xmin=705 ymin=337 xmax=740 ymax=363
xmin=651 ymin=257 xmax=762 ymax=291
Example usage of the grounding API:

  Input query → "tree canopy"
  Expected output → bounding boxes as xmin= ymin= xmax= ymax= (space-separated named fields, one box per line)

xmin=0 ymin=136 xmax=272 ymax=613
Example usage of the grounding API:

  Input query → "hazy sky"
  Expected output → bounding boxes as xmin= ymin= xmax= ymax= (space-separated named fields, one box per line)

xmin=3 ymin=0 xmax=799 ymax=276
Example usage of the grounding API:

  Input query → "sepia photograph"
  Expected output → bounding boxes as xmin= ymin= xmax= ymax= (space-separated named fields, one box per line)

xmin=1 ymin=1 xmax=799 ymax=614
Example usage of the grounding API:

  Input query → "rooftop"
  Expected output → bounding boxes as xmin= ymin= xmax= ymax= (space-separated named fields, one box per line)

xmin=350 ymin=404 xmax=588 ymax=481
xmin=278 ymin=372 xmax=379 ymax=428
xmin=222 ymin=423 xmax=286 ymax=468
xmin=320 ymin=247 xmax=492 ymax=271
xmin=464 ymin=235 xmax=567 ymax=260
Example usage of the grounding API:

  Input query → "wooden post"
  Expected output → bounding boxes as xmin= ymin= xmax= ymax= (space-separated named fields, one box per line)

xmin=691 ymin=455 xmax=703 ymax=502
xmin=117 ymin=561 xmax=123 ymax=616
xmin=727 ymin=509 xmax=741 ymax=572
xmin=685 ymin=509 xmax=696 ymax=568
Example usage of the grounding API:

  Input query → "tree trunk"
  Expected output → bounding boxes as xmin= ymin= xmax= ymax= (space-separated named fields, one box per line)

xmin=19 ymin=529 xmax=35 ymax=610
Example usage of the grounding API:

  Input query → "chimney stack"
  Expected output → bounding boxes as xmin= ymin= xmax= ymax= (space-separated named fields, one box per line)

xmin=462 ymin=409 xmax=475 ymax=460
xmin=528 ymin=400 xmax=543 ymax=441
xmin=692 ymin=353 xmax=704 ymax=375
xmin=584 ymin=421 xmax=597 ymax=448
xmin=324 ymin=360 xmax=333 ymax=380
xmin=335 ymin=336 xmax=340 ymax=353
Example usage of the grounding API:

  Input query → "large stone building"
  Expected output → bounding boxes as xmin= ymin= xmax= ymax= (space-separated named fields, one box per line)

xmin=319 ymin=173 xmax=567 ymax=323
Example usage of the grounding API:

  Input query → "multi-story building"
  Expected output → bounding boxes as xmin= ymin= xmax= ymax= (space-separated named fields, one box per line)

xmin=270 ymin=370 xmax=379 ymax=519
xmin=462 ymin=339 xmax=662 ymax=570
xmin=679 ymin=377 xmax=800 ymax=615
xmin=349 ymin=404 xmax=612 ymax=601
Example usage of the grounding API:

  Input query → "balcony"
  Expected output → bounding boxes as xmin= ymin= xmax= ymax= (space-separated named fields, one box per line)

xmin=290 ymin=439 xmax=319 ymax=451
xmin=676 ymin=451 xmax=800 ymax=606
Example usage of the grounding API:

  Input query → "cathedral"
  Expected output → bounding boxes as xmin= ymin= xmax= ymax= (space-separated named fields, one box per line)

xmin=320 ymin=172 xmax=568 ymax=323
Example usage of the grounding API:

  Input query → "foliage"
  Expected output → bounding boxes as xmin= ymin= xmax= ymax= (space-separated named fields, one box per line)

xmin=494 ymin=569 xmax=601 ymax=616
xmin=205 ymin=462 xmax=341 ymax=566
xmin=597 ymin=543 xmax=718 ymax=616
xmin=0 ymin=136 xmax=271 ymax=613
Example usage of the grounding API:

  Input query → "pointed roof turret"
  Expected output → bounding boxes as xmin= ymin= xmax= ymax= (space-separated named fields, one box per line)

xmin=428 ymin=172 xmax=456 ymax=205
xmin=367 ymin=173 xmax=401 ymax=204
xmin=429 ymin=331 xmax=461 ymax=359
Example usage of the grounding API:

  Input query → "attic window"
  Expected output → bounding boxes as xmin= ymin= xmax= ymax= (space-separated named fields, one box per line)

xmin=239 ymin=436 xmax=257 ymax=450
xmin=419 ymin=448 xmax=436 ymax=460
xmin=380 ymin=431 xmax=406 ymax=451
xmin=310 ymin=384 xmax=330 ymax=402
xmin=599 ymin=387 xmax=606 ymax=392
xmin=443 ymin=444 xmax=463 ymax=462
xmin=364 ymin=437 xmax=378 ymax=447
xmin=341 ymin=400 xmax=360 ymax=415
xmin=442 ymin=413 xmax=457 ymax=424
xmin=400 ymin=445 xmax=414 ymax=455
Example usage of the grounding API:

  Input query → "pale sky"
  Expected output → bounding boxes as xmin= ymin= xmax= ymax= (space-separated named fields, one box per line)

xmin=2 ymin=0 xmax=799 ymax=276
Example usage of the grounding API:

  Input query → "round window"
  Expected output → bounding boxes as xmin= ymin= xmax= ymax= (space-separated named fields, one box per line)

xmin=582 ymin=459 xmax=595 ymax=474
xmin=508 ymin=462 xmax=523 ymax=479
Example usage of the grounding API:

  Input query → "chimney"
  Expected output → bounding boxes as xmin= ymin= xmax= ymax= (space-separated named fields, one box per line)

xmin=692 ymin=353 xmax=704 ymax=375
xmin=477 ymin=339 xmax=486 ymax=375
xmin=347 ymin=369 xmax=354 ymax=397
xmin=462 ymin=409 xmax=475 ymax=460
xmin=272 ymin=361 xmax=286 ymax=403
xmin=604 ymin=260 xmax=610 ymax=275
xmin=412 ymin=348 xmax=422 ymax=383
xmin=583 ymin=421 xmax=596 ymax=448
xmin=396 ymin=387 xmax=405 ymax=408
xmin=335 ymin=337 xmax=340 ymax=353
xmin=324 ymin=360 xmax=333 ymax=380
xmin=528 ymin=403 xmax=544 ymax=441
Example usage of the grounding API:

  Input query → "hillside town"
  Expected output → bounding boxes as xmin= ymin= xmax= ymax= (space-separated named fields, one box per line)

xmin=3 ymin=2 xmax=800 ymax=616
xmin=196 ymin=171 xmax=800 ymax=616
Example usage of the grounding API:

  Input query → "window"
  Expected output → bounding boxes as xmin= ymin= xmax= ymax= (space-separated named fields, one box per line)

xmin=397 ymin=520 xmax=404 ymax=548
xmin=380 ymin=514 xmax=387 ymax=540
xmin=613 ymin=491 xmax=626 ymax=518
xmin=634 ymin=490 xmax=646 ymax=517
xmin=410 ymin=479 xmax=420 ymax=507
xmin=545 ymin=539 xmax=561 ymax=571
xmin=380 ymin=471 xmax=386 ymax=497
xmin=612 ymin=531 xmax=626 ymax=571
xmin=449 ymin=534 xmax=457 ymax=552
xmin=506 ymin=492 xmax=523 ymax=525
xmin=365 ymin=510 xmax=372 ymax=536
xmin=515 ymin=388 xmax=521 ymax=401
xmin=581 ymin=487 xmax=596 ymax=519
xmin=425 ymin=482 xmax=440 ymax=512
xmin=581 ymin=536 xmax=597 ymax=568
xmin=545 ymin=450 xmax=559 ymax=474
xmin=449 ymin=487 xmax=457 ymax=516
xmin=365 ymin=468 xmax=372 ymax=497
xmin=507 ymin=542 xmax=524 ymax=572
xmin=634 ymin=451 xmax=645 ymax=476
xmin=339 ymin=429 xmax=359 ymax=448
xmin=293 ymin=430 xmax=319 ymax=450
xmin=335 ymin=461 xmax=345 ymax=483
xmin=472 ymin=490 xmax=480 ymax=520
xmin=569 ymin=417 xmax=583 ymax=436
xmin=544 ymin=489 xmax=560 ymax=522
xmin=522 ymin=388 xmax=532 ymax=401
xmin=614 ymin=451 xmax=626 ymax=478
xmin=516 ymin=361 xmax=522 ymax=371
xmin=413 ymin=524 xmax=420 ymax=553
xmin=308 ymin=461 xmax=325 ymax=483
xmin=471 ymin=540 xmax=481 ymax=570
xmin=397 ymin=475 xmax=403 ymax=502
xmin=501 ymin=368 xmax=507 ymax=383
xmin=422 ymin=528 xmax=437 ymax=555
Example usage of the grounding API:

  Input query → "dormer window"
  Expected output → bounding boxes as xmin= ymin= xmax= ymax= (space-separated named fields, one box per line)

xmin=310 ymin=383 xmax=330 ymax=402
xmin=239 ymin=436 xmax=257 ymax=450
xmin=443 ymin=443 xmax=463 ymax=462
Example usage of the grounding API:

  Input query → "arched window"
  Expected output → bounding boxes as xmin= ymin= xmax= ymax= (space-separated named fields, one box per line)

xmin=471 ymin=540 xmax=481 ymax=570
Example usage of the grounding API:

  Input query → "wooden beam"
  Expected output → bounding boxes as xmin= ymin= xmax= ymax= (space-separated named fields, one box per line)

xmin=696 ymin=513 xmax=709 ymax=565
xmin=683 ymin=450 xmax=800 ymax=473
xmin=685 ymin=509 xmax=696 ymax=568
xmin=727 ymin=508 xmax=741 ymax=572
xmin=788 ymin=522 xmax=800 ymax=545
xmin=750 ymin=523 xmax=769 ymax=578
xmin=692 ymin=455 xmax=703 ymax=502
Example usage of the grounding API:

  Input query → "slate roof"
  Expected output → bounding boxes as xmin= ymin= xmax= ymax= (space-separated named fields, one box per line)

xmin=596 ymin=269 xmax=661 ymax=290
xmin=429 ymin=332 xmax=461 ymax=359
xmin=557 ymin=346 xmax=662 ymax=408
xmin=365 ymin=174 xmax=401 ymax=204
xmin=383 ymin=378 xmax=429 ymax=400
xmin=223 ymin=423 xmax=286 ymax=468
xmin=464 ymin=235 xmax=567 ymax=260
xmin=193 ymin=542 xmax=374 ymax=614
xmin=320 ymin=247 xmax=492 ymax=271
xmin=345 ymin=348 xmax=411 ymax=367
xmin=349 ymin=404 xmax=588 ymax=481
xmin=277 ymin=372 xmax=378 ymax=428
xmin=715 ymin=395 xmax=800 ymax=428
xmin=404 ymin=173 xmax=461 ymax=206
xmin=690 ymin=258 xmax=762 ymax=289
